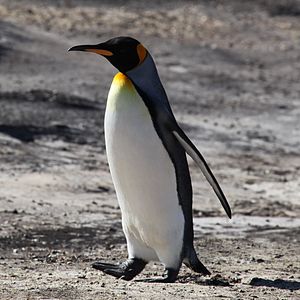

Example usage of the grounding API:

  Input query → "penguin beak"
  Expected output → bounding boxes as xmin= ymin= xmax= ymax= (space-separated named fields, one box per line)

xmin=68 ymin=44 xmax=113 ymax=57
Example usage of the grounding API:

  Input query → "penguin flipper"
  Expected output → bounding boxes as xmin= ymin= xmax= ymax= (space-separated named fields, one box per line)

xmin=92 ymin=258 xmax=147 ymax=281
xmin=172 ymin=129 xmax=231 ymax=219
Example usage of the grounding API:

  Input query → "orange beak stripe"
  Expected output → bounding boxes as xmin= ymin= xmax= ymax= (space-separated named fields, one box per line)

xmin=86 ymin=49 xmax=113 ymax=56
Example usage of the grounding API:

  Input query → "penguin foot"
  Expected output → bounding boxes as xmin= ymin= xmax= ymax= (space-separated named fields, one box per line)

xmin=184 ymin=259 xmax=211 ymax=276
xmin=136 ymin=268 xmax=179 ymax=283
xmin=184 ymin=247 xmax=211 ymax=275
xmin=92 ymin=258 xmax=147 ymax=281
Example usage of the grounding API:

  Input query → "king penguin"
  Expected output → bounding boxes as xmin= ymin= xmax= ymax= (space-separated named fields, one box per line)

xmin=69 ymin=37 xmax=231 ymax=283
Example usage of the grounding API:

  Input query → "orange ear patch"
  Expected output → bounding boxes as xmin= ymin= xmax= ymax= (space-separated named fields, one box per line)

xmin=87 ymin=49 xmax=113 ymax=56
xmin=137 ymin=44 xmax=147 ymax=64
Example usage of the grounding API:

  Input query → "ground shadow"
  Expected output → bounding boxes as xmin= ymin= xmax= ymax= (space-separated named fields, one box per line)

xmin=0 ymin=89 xmax=104 ymax=145
xmin=178 ymin=274 xmax=231 ymax=286
xmin=250 ymin=277 xmax=300 ymax=291
xmin=0 ymin=216 xmax=124 ymax=254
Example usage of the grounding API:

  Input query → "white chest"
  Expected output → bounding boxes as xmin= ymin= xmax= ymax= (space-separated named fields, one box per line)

xmin=104 ymin=73 xmax=184 ymax=247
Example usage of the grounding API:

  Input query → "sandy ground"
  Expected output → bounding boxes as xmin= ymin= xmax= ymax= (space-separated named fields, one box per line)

xmin=0 ymin=0 xmax=300 ymax=299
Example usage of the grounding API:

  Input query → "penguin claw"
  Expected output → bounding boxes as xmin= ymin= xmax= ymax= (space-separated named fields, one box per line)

xmin=92 ymin=262 xmax=130 ymax=280
xmin=92 ymin=258 xmax=147 ymax=281
xmin=102 ymin=268 xmax=127 ymax=279
xmin=136 ymin=277 xmax=175 ymax=283
xmin=135 ymin=268 xmax=178 ymax=283
xmin=92 ymin=261 xmax=119 ymax=271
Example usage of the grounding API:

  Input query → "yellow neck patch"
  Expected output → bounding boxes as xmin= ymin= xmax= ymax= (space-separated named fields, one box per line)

xmin=107 ymin=72 xmax=141 ymax=112
xmin=112 ymin=72 xmax=134 ymax=90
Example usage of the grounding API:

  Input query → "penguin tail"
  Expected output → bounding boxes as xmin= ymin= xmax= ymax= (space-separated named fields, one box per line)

xmin=183 ymin=247 xmax=211 ymax=276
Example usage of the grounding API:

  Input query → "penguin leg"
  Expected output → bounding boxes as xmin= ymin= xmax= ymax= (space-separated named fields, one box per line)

xmin=136 ymin=244 xmax=182 ymax=283
xmin=183 ymin=247 xmax=211 ymax=275
xmin=92 ymin=258 xmax=147 ymax=281
xmin=137 ymin=267 xmax=179 ymax=283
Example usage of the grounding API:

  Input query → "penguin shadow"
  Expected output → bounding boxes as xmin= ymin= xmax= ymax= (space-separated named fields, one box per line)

xmin=178 ymin=274 xmax=300 ymax=291
xmin=177 ymin=273 xmax=232 ymax=287
xmin=249 ymin=277 xmax=300 ymax=291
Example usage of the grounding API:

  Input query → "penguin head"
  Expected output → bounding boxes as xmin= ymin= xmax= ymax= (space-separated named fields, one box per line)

xmin=68 ymin=36 xmax=147 ymax=73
